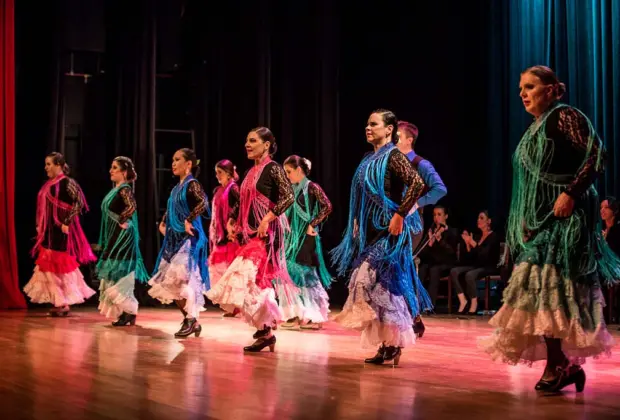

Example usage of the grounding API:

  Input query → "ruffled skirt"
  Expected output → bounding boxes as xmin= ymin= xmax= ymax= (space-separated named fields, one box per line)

xmin=479 ymin=262 xmax=614 ymax=365
xmin=24 ymin=248 xmax=96 ymax=307
xmin=208 ymin=242 xmax=240 ymax=287
xmin=206 ymin=238 xmax=283 ymax=329
xmin=148 ymin=240 xmax=206 ymax=319
xmin=99 ymin=272 xmax=139 ymax=319
xmin=277 ymin=261 xmax=330 ymax=323
xmin=335 ymin=261 xmax=415 ymax=349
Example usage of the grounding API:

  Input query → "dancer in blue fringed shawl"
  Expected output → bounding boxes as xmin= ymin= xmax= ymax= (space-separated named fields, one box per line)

xmin=479 ymin=66 xmax=620 ymax=393
xmin=97 ymin=157 xmax=149 ymax=326
xmin=278 ymin=155 xmax=333 ymax=330
xmin=331 ymin=109 xmax=431 ymax=366
xmin=148 ymin=148 xmax=210 ymax=338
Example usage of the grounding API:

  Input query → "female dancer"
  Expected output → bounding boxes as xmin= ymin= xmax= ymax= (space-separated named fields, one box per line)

xmin=24 ymin=152 xmax=97 ymax=316
xmin=331 ymin=109 xmax=429 ymax=365
xmin=480 ymin=66 xmax=619 ymax=392
xmin=279 ymin=155 xmax=333 ymax=329
xmin=208 ymin=159 xmax=241 ymax=317
xmin=97 ymin=156 xmax=149 ymax=326
xmin=207 ymin=127 xmax=295 ymax=352
xmin=148 ymin=148 xmax=210 ymax=338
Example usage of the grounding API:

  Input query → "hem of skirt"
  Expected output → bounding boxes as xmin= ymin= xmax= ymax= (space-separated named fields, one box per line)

xmin=478 ymin=304 xmax=615 ymax=366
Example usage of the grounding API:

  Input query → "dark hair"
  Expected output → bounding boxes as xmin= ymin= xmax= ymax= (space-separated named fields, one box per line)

xmin=250 ymin=126 xmax=278 ymax=156
xmin=216 ymin=159 xmax=239 ymax=182
xmin=604 ymin=196 xmax=620 ymax=217
xmin=113 ymin=156 xmax=138 ymax=182
xmin=371 ymin=109 xmax=399 ymax=144
xmin=46 ymin=152 xmax=70 ymax=175
xmin=522 ymin=65 xmax=566 ymax=99
xmin=283 ymin=155 xmax=312 ymax=176
xmin=178 ymin=148 xmax=201 ymax=178
xmin=398 ymin=121 xmax=419 ymax=145
xmin=433 ymin=204 xmax=448 ymax=215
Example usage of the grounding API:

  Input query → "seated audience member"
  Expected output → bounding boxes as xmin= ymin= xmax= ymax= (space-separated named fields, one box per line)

xmin=418 ymin=205 xmax=458 ymax=307
xmin=450 ymin=210 xmax=500 ymax=315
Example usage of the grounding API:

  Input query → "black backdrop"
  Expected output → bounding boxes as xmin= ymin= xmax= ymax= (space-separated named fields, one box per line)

xmin=15 ymin=0 xmax=499 ymax=307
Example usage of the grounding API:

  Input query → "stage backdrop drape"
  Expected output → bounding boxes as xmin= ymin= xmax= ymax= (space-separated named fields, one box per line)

xmin=105 ymin=0 xmax=158 ymax=304
xmin=486 ymin=0 xmax=620 ymax=218
xmin=0 ymin=0 xmax=27 ymax=309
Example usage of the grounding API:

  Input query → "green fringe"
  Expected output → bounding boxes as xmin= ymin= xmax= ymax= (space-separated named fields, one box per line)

xmin=506 ymin=102 xmax=619 ymax=285
xmin=96 ymin=185 xmax=149 ymax=284
xmin=285 ymin=178 xmax=333 ymax=288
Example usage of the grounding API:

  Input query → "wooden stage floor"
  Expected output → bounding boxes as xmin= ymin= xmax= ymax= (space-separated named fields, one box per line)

xmin=1 ymin=308 xmax=619 ymax=420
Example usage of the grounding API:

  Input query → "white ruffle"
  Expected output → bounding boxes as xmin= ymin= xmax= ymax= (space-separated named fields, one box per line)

xmin=206 ymin=255 xmax=283 ymax=329
xmin=24 ymin=266 xmax=96 ymax=307
xmin=98 ymin=272 xmax=139 ymax=319
xmin=148 ymin=241 xmax=206 ymax=319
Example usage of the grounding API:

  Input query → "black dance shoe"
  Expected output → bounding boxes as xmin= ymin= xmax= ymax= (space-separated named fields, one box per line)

xmin=244 ymin=335 xmax=276 ymax=352
xmin=112 ymin=312 xmax=136 ymax=326
xmin=413 ymin=316 xmax=425 ymax=338
xmin=174 ymin=317 xmax=202 ymax=338
xmin=548 ymin=365 xmax=586 ymax=393
xmin=252 ymin=326 xmax=271 ymax=339
xmin=364 ymin=345 xmax=402 ymax=366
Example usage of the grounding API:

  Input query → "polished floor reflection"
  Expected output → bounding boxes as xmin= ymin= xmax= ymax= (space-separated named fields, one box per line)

xmin=1 ymin=308 xmax=619 ymax=420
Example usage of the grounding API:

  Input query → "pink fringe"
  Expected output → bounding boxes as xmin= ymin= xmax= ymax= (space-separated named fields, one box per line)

xmin=32 ymin=174 xmax=96 ymax=264
xmin=237 ymin=158 xmax=291 ymax=286
xmin=209 ymin=242 xmax=240 ymax=265
xmin=209 ymin=181 xmax=236 ymax=249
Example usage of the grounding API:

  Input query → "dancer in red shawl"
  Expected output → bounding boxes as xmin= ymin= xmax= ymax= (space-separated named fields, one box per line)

xmin=24 ymin=152 xmax=97 ymax=316
xmin=208 ymin=159 xmax=241 ymax=317
xmin=207 ymin=127 xmax=295 ymax=352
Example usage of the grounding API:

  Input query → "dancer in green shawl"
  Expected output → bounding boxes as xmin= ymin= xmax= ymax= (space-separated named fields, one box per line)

xmin=480 ymin=66 xmax=620 ymax=393
xmin=97 ymin=157 xmax=148 ymax=326
xmin=279 ymin=156 xmax=333 ymax=329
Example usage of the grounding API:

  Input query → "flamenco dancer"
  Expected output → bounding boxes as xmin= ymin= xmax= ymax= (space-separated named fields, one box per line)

xmin=278 ymin=155 xmax=333 ymax=330
xmin=148 ymin=148 xmax=210 ymax=338
xmin=331 ymin=110 xmax=430 ymax=365
xmin=96 ymin=156 xmax=149 ymax=326
xmin=480 ymin=66 xmax=620 ymax=392
xmin=208 ymin=159 xmax=241 ymax=317
xmin=24 ymin=152 xmax=97 ymax=316
xmin=207 ymin=127 xmax=295 ymax=352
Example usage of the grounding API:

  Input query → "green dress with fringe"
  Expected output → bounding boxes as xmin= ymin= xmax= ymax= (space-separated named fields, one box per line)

xmin=278 ymin=177 xmax=333 ymax=323
xmin=480 ymin=102 xmax=620 ymax=365
xmin=97 ymin=184 xmax=149 ymax=318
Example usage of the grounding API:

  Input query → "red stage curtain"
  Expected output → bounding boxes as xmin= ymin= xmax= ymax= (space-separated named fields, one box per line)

xmin=0 ymin=0 xmax=27 ymax=309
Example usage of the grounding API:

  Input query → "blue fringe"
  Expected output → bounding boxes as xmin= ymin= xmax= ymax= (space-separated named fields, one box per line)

xmin=330 ymin=143 xmax=431 ymax=315
xmin=152 ymin=176 xmax=210 ymax=288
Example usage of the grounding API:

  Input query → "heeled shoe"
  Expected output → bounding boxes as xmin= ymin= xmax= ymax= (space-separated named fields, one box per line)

xmin=281 ymin=317 xmax=299 ymax=329
xmin=365 ymin=345 xmax=386 ymax=364
xmin=244 ymin=335 xmax=276 ymax=352
xmin=252 ymin=326 xmax=271 ymax=339
xmin=364 ymin=345 xmax=401 ymax=366
xmin=413 ymin=316 xmax=425 ymax=338
xmin=174 ymin=317 xmax=202 ymax=338
xmin=383 ymin=346 xmax=402 ymax=366
xmin=112 ymin=312 xmax=136 ymax=326
xmin=300 ymin=321 xmax=322 ymax=330
xmin=549 ymin=365 xmax=586 ymax=393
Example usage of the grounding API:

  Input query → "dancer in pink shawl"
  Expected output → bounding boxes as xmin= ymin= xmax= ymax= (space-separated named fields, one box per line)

xmin=208 ymin=159 xmax=241 ymax=317
xmin=207 ymin=127 xmax=295 ymax=352
xmin=24 ymin=152 xmax=97 ymax=316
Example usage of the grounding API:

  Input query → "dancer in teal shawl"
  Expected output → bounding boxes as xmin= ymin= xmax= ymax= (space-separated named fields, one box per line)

xmin=97 ymin=157 xmax=148 ymax=326
xmin=331 ymin=109 xmax=430 ymax=365
xmin=148 ymin=149 xmax=210 ymax=338
xmin=278 ymin=155 xmax=333 ymax=330
xmin=480 ymin=66 xmax=620 ymax=393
